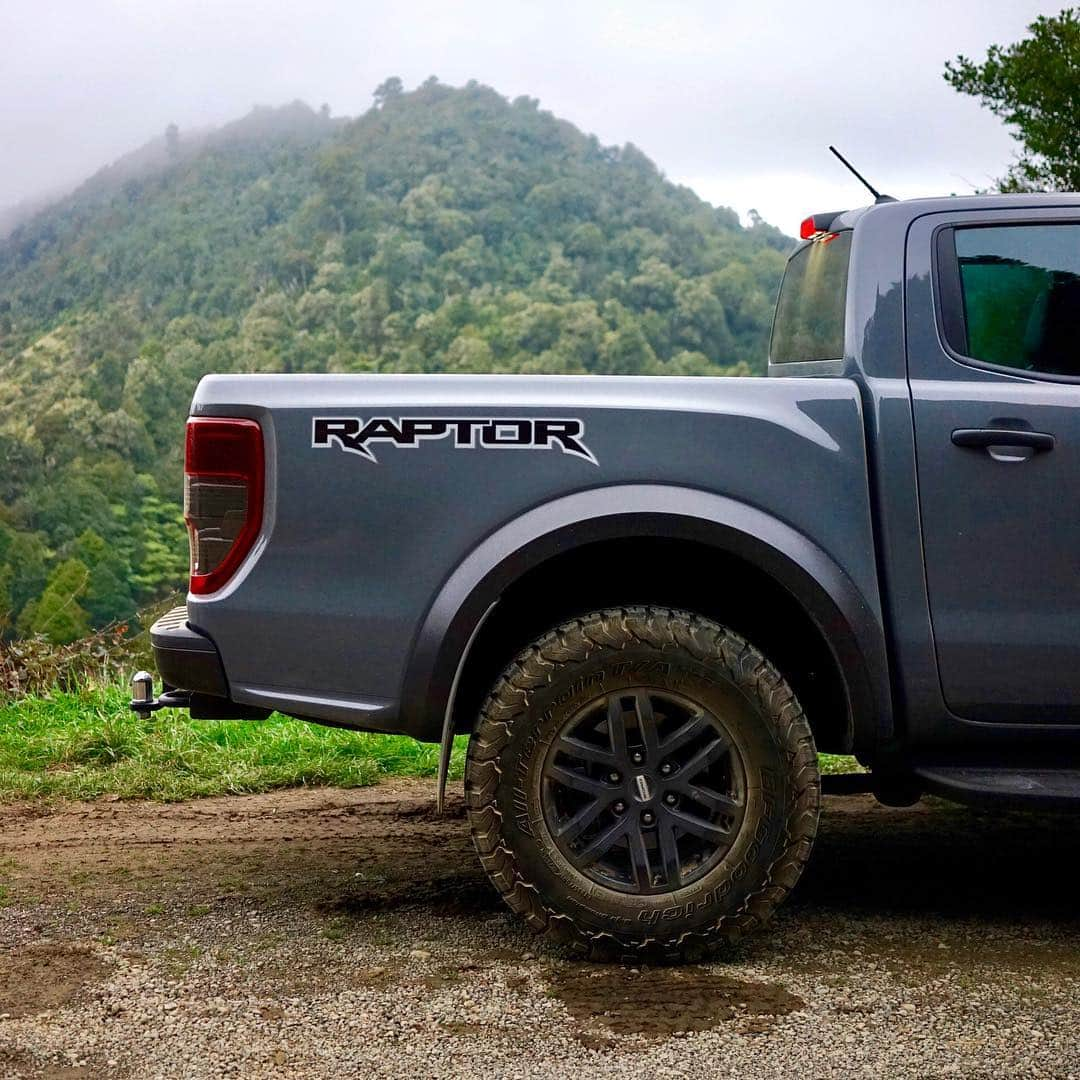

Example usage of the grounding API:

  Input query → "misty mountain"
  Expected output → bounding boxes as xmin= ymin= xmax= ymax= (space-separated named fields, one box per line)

xmin=0 ymin=79 xmax=792 ymax=641
xmin=0 ymin=193 xmax=66 ymax=242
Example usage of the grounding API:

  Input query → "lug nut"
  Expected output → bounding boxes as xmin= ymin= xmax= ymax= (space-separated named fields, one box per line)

xmin=631 ymin=751 xmax=644 ymax=765
xmin=613 ymin=801 xmax=626 ymax=814
xmin=608 ymin=771 xmax=621 ymax=784
xmin=660 ymin=762 xmax=673 ymax=776
xmin=641 ymin=810 xmax=655 ymax=825
xmin=664 ymin=793 xmax=678 ymax=806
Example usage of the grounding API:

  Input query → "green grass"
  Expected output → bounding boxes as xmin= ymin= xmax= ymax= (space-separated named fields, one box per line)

xmin=819 ymin=753 xmax=866 ymax=775
xmin=0 ymin=685 xmax=466 ymax=801
xmin=0 ymin=684 xmax=864 ymax=801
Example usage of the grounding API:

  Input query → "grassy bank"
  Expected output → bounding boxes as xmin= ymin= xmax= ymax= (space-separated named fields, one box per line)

xmin=0 ymin=685 xmax=466 ymax=801
xmin=0 ymin=685 xmax=862 ymax=801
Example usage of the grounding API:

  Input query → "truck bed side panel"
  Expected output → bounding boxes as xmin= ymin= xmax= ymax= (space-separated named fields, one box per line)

xmin=187 ymin=374 xmax=881 ymax=732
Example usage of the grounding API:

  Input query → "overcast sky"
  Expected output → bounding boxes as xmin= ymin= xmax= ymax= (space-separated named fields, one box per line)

xmin=0 ymin=0 xmax=1057 ymax=232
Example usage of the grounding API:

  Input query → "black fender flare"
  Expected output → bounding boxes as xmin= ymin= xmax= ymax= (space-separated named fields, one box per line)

xmin=400 ymin=483 xmax=891 ymax=756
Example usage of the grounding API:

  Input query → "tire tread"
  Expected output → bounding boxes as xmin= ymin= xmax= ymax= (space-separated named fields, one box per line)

xmin=464 ymin=605 xmax=820 ymax=961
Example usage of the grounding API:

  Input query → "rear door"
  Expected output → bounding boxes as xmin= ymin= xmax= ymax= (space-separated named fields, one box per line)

xmin=907 ymin=209 xmax=1080 ymax=723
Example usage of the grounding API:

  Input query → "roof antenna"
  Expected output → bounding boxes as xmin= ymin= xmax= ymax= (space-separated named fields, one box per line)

xmin=829 ymin=146 xmax=896 ymax=204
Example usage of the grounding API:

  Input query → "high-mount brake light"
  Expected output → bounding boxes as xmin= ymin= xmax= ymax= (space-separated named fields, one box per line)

xmin=184 ymin=418 xmax=264 ymax=596
xmin=800 ymin=211 xmax=845 ymax=241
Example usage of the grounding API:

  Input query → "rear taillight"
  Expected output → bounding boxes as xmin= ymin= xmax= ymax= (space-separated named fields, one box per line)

xmin=184 ymin=418 xmax=264 ymax=596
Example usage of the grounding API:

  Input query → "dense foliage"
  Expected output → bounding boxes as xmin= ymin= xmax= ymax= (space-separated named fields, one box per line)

xmin=945 ymin=7 xmax=1080 ymax=192
xmin=0 ymin=79 xmax=791 ymax=642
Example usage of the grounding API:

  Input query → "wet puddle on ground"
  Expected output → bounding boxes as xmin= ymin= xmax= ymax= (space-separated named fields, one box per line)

xmin=544 ymin=963 xmax=804 ymax=1045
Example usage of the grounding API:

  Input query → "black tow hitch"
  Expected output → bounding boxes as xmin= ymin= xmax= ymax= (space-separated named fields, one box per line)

xmin=129 ymin=671 xmax=191 ymax=719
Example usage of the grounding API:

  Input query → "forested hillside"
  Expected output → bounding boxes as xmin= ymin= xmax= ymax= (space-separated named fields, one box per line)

xmin=0 ymin=78 xmax=792 ymax=642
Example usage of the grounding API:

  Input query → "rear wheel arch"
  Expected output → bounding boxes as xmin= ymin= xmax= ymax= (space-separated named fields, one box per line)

xmin=399 ymin=485 xmax=890 ymax=755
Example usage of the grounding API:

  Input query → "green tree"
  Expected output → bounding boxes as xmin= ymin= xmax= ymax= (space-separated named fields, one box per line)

xmin=373 ymin=77 xmax=404 ymax=107
xmin=133 ymin=492 xmax=188 ymax=597
xmin=597 ymin=321 xmax=657 ymax=375
xmin=944 ymin=9 xmax=1080 ymax=191
xmin=4 ymin=531 xmax=48 ymax=621
xmin=73 ymin=528 xmax=135 ymax=626
xmin=17 ymin=558 xmax=92 ymax=644
xmin=0 ymin=428 xmax=43 ymax=503
xmin=444 ymin=332 xmax=494 ymax=371
xmin=0 ymin=566 xmax=13 ymax=636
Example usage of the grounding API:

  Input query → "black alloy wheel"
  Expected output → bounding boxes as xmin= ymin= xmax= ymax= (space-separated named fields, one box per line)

xmin=540 ymin=689 xmax=747 ymax=895
xmin=465 ymin=606 xmax=821 ymax=961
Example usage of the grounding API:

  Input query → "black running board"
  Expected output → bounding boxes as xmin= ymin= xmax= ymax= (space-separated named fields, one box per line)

xmin=912 ymin=764 xmax=1080 ymax=811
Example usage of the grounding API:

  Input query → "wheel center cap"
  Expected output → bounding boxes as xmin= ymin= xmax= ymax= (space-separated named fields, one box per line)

xmin=633 ymin=774 xmax=654 ymax=802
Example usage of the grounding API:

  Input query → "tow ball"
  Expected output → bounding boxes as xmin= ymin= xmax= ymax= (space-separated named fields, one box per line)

xmin=129 ymin=671 xmax=191 ymax=720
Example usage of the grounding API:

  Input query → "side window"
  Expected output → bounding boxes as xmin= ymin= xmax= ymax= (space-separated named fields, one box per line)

xmin=941 ymin=223 xmax=1080 ymax=377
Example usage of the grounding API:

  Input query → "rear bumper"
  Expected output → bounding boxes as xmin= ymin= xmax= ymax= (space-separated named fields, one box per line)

xmin=133 ymin=606 xmax=269 ymax=720
xmin=151 ymin=605 xmax=228 ymax=696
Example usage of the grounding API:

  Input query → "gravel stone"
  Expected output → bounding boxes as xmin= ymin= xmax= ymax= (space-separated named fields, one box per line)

xmin=0 ymin=779 xmax=1077 ymax=1078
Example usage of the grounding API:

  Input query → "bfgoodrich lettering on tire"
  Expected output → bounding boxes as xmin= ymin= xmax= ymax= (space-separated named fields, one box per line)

xmin=464 ymin=606 xmax=821 ymax=961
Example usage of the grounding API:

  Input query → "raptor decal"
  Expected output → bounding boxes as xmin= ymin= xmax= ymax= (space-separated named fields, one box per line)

xmin=311 ymin=416 xmax=598 ymax=466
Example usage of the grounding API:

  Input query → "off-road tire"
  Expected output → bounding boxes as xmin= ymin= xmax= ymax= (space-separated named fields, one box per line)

xmin=464 ymin=606 xmax=820 ymax=962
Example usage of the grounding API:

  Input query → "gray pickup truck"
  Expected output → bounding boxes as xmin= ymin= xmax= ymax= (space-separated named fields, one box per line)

xmin=132 ymin=193 xmax=1080 ymax=960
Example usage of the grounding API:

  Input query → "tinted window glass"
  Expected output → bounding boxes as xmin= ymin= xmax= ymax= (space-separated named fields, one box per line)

xmin=770 ymin=231 xmax=851 ymax=363
xmin=954 ymin=224 xmax=1080 ymax=376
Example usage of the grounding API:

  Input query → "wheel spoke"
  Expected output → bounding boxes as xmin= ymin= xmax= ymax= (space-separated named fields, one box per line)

xmin=543 ymin=686 xmax=747 ymax=896
xmin=679 ymin=732 xmax=729 ymax=780
xmin=607 ymin=696 xmax=630 ymax=761
xmin=657 ymin=818 xmax=682 ymax=889
xmin=555 ymin=798 xmax=607 ymax=842
xmin=627 ymin=827 xmax=653 ymax=890
xmin=684 ymin=783 xmax=742 ymax=814
xmin=633 ymin=691 xmax=660 ymax=755
xmin=554 ymin=734 xmax=616 ymax=768
xmin=667 ymin=807 xmax=733 ymax=844
xmin=659 ymin=711 xmax=709 ymax=756
xmin=546 ymin=763 xmax=609 ymax=797
xmin=576 ymin=816 xmax=628 ymax=865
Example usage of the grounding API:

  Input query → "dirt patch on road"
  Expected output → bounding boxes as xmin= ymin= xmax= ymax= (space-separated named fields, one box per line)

xmin=546 ymin=964 xmax=804 ymax=1044
xmin=0 ymin=780 xmax=468 ymax=904
xmin=0 ymin=943 xmax=107 ymax=1019
xmin=0 ymin=1046 xmax=92 ymax=1080
xmin=0 ymin=781 xmax=1078 ymax=1077
xmin=323 ymin=869 xmax=502 ymax=917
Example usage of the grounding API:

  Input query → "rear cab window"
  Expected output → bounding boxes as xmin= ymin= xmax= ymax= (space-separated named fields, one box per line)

xmin=937 ymin=223 xmax=1080 ymax=378
xmin=770 ymin=231 xmax=852 ymax=364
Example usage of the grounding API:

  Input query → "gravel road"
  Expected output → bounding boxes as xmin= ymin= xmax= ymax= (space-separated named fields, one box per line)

xmin=0 ymin=780 xmax=1078 ymax=1078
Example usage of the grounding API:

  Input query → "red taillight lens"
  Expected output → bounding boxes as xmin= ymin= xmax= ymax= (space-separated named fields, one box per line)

xmin=801 ymin=211 xmax=844 ymax=241
xmin=184 ymin=418 xmax=264 ymax=596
